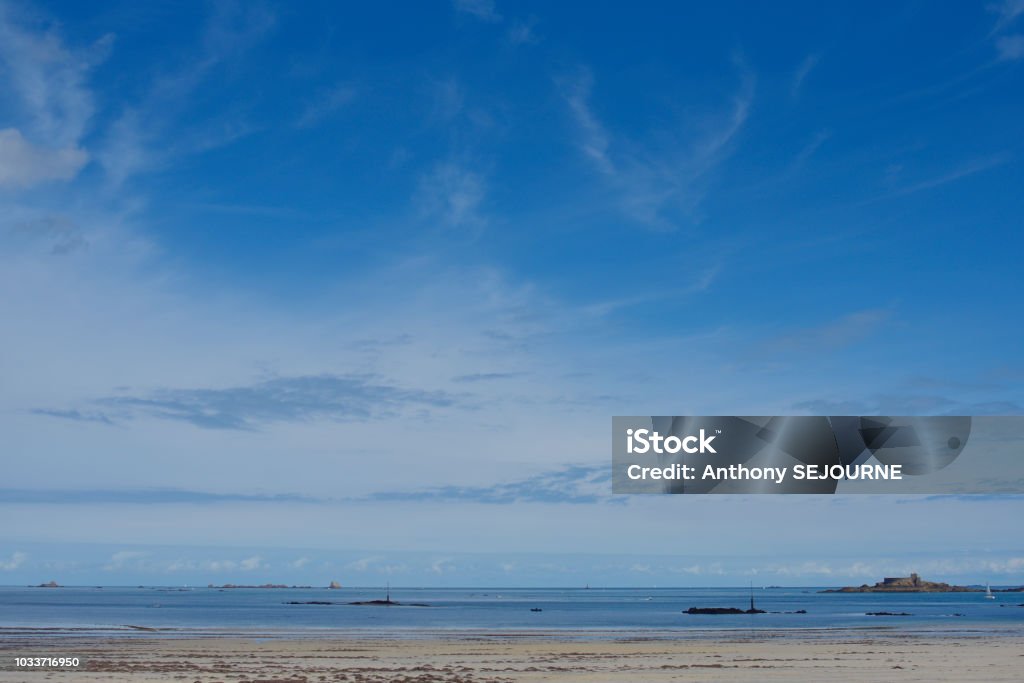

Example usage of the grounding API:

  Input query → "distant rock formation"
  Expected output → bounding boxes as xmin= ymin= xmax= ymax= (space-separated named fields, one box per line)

xmin=328 ymin=581 xmax=342 ymax=589
xmin=684 ymin=606 xmax=765 ymax=615
xmin=821 ymin=573 xmax=979 ymax=593
xmin=866 ymin=611 xmax=913 ymax=616
xmin=348 ymin=599 xmax=430 ymax=607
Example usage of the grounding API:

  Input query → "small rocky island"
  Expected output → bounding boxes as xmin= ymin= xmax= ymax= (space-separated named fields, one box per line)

xmin=821 ymin=573 xmax=978 ymax=593
xmin=685 ymin=606 xmax=765 ymax=615
xmin=347 ymin=585 xmax=429 ymax=607
xmin=685 ymin=592 xmax=767 ymax=615
xmin=348 ymin=598 xmax=429 ymax=607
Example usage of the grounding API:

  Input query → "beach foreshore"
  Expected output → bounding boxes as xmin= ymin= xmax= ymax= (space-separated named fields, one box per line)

xmin=2 ymin=631 xmax=1023 ymax=682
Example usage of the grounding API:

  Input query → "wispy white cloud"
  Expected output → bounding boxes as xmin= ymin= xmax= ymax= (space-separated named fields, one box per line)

xmin=163 ymin=556 xmax=265 ymax=573
xmin=988 ymin=1 xmax=1024 ymax=59
xmin=791 ymin=54 xmax=820 ymax=97
xmin=96 ymin=110 xmax=149 ymax=186
xmin=416 ymin=161 xmax=488 ymax=229
xmin=0 ymin=128 xmax=87 ymax=187
xmin=344 ymin=556 xmax=381 ymax=572
xmin=989 ymin=0 xmax=1024 ymax=34
xmin=429 ymin=557 xmax=455 ymax=574
xmin=561 ymin=59 xmax=755 ymax=228
xmin=866 ymin=155 xmax=1008 ymax=203
xmin=995 ymin=34 xmax=1024 ymax=60
xmin=8 ymin=215 xmax=89 ymax=255
xmin=507 ymin=18 xmax=538 ymax=45
xmin=0 ymin=4 xmax=110 ymax=187
xmin=36 ymin=374 xmax=457 ymax=430
xmin=453 ymin=0 xmax=501 ymax=23
xmin=451 ymin=371 xmax=524 ymax=383
xmin=103 ymin=550 xmax=149 ymax=571
xmin=791 ymin=129 xmax=831 ymax=170
xmin=453 ymin=0 xmax=536 ymax=47
xmin=296 ymin=83 xmax=356 ymax=128
xmin=580 ymin=266 xmax=720 ymax=319
xmin=0 ymin=488 xmax=318 ymax=504
xmin=770 ymin=309 xmax=892 ymax=353
xmin=97 ymin=2 xmax=275 ymax=184
xmin=0 ymin=4 xmax=110 ymax=145
xmin=363 ymin=464 xmax=614 ymax=505
xmin=561 ymin=68 xmax=614 ymax=175
xmin=793 ymin=393 xmax=1020 ymax=416
xmin=240 ymin=555 xmax=264 ymax=571
xmin=426 ymin=77 xmax=465 ymax=122
xmin=200 ymin=1 xmax=276 ymax=61
xmin=0 ymin=551 xmax=27 ymax=570
xmin=344 ymin=556 xmax=409 ymax=575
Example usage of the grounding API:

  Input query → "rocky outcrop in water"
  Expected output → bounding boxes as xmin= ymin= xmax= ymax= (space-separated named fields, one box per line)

xmin=684 ymin=606 xmax=765 ymax=615
xmin=348 ymin=599 xmax=430 ymax=607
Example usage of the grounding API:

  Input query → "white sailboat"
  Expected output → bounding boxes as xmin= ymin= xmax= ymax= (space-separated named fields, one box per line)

xmin=985 ymin=583 xmax=995 ymax=599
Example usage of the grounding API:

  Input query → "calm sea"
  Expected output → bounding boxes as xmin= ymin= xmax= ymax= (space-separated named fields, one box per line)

xmin=2 ymin=586 xmax=1022 ymax=638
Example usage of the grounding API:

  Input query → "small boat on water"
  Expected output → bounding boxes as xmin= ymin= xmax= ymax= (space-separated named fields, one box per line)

xmin=985 ymin=583 xmax=996 ymax=599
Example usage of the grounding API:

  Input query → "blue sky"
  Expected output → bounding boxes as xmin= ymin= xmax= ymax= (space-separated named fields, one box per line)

xmin=1 ymin=0 xmax=1023 ymax=586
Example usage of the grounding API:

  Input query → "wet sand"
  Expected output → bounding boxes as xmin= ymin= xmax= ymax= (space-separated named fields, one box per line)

xmin=3 ymin=632 xmax=1023 ymax=682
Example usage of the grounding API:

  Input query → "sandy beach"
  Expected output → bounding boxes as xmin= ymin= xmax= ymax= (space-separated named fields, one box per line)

xmin=3 ymin=632 xmax=1023 ymax=682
